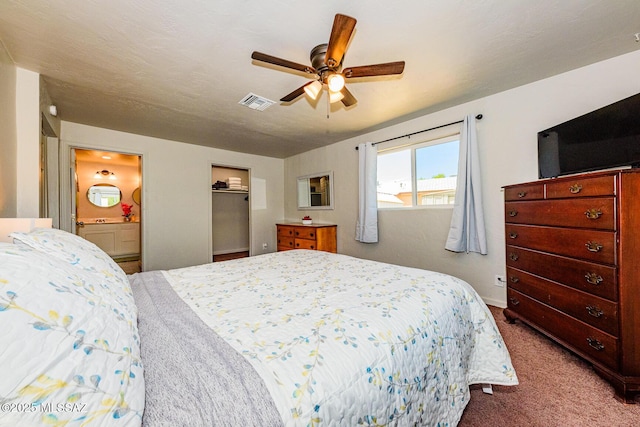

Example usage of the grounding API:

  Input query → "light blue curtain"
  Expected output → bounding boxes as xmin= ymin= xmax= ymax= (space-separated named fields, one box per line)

xmin=445 ymin=115 xmax=487 ymax=254
xmin=355 ymin=142 xmax=378 ymax=243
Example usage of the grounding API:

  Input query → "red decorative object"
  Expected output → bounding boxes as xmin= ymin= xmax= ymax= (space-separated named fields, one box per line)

xmin=121 ymin=203 xmax=133 ymax=218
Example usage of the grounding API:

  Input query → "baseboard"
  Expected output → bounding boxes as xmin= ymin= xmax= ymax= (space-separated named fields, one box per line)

xmin=212 ymin=247 xmax=250 ymax=256
xmin=482 ymin=296 xmax=506 ymax=309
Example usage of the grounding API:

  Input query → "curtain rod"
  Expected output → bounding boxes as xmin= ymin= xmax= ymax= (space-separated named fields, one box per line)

xmin=355 ymin=114 xmax=483 ymax=149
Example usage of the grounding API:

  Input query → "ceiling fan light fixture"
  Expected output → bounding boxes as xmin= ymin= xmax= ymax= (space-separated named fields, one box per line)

xmin=327 ymin=73 xmax=345 ymax=92
xmin=329 ymin=90 xmax=344 ymax=104
xmin=304 ymin=80 xmax=322 ymax=100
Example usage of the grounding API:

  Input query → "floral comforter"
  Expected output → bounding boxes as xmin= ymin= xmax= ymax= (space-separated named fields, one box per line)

xmin=163 ymin=250 xmax=517 ymax=426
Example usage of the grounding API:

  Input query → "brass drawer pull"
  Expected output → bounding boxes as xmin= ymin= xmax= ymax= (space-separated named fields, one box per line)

xmin=586 ymin=305 xmax=604 ymax=318
xmin=585 ymin=272 xmax=603 ymax=285
xmin=509 ymin=297 xmax=520 ymax=306
xmin=509 ymin=276 xmax=519 ymax=283
xmin=508 ymin=210 xmax=518 ymax=217
xmin=569 ymin=184 xmax=583 ymax=194
xmin=584 ymin=208 xmax=602 ymax=220
xmin=509 ymin=253 xmax=519 ymax=261
xmin=517 ymin=191 xmax=527 ymax=198
xmin=508 ymin=232 xmax=518 ymax=239
xmin=586 ymin=337 xmax=605 ymax=351
xmin=585 ymin=241 xmax=603 ymax=253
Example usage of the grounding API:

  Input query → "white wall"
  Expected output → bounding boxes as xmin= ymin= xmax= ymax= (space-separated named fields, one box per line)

xmin=284 ymin=50 xmax=640 ymax=307
xmin=60 ymin=122 xmax=284 ymax=271
xmin=0 ymin=42 xmax=17 ymax=217
xmin=15 ymin=68 xmax=40 ymax=217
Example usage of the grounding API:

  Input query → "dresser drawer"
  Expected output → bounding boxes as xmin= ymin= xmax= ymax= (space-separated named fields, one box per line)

xmin=546 ymin=174 xmax=616 ymax=199
xmin=277 ymin=225 xmax=295 ymax=238
xmin=507 ymin=267 xmax=618 ymax=336
xmin=277 ymin=236 xmax=294 ymax=250
xmin=507 ymin=288 xmax=619 ymax=370
xmin=293 ymin=227 xmax=318 ymax=240
xmin=504 ymin=183 xmax=544 ymax=201
xmin=295 ymin=238 xmax=318 ymax=250
xmin=505 ymin=224 xmax=616 ymax=265
xmin=505 ymin=197 xmax=616 ymax=230
xmin=506 ymin=246 xmax=617 ymax=301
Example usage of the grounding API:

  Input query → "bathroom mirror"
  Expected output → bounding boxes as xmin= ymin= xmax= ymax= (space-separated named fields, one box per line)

xmin=132 ymin=187 xmax=141 ymax=205
xmin=297 ymin=171 xmax=334 ymax=210
xmin=87 ymin=184 xmax=122 ymax=207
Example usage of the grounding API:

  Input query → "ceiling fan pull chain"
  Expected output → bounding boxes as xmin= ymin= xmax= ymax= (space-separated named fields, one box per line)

xmin=327 ymin=92 xmax=330 ymax=119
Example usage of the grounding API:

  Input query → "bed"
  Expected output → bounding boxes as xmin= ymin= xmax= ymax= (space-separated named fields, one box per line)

xmin=0 ymin=227 xmax=517 ymax=426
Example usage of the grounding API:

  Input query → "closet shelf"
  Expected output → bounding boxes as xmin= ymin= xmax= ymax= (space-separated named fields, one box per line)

xmin=212 ymin=189 xmax=249 ymax=194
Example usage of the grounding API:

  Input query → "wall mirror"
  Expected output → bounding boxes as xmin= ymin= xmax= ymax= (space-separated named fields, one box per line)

xmin=132 ymin=187 xmax=141 ymax=205
xmin=297 ymin=171 xmax=334 ymax=210
xmin=87 ymin=184 xmax=122 ymax=207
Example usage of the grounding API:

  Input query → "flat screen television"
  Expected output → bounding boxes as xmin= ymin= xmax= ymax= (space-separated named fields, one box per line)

xmin=538 ymin=92 xmax=640 ymax=178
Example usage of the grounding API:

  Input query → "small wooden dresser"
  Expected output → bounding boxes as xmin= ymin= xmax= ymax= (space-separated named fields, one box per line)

xmin=276 ymin=223 xmax=337 ymax=253
xmin=503 ymin=170 xmax=640 ymax=402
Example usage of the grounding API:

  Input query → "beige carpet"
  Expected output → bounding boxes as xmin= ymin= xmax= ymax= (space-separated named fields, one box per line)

xmin=458 ymin=306 xmax=640 ymax=426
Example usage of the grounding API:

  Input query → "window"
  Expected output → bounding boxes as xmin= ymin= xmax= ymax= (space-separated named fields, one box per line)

xmin=377 ymin=134 xmax=459 ymax=208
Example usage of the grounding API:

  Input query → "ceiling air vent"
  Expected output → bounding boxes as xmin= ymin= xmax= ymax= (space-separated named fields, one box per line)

xmin=239 ymin=93 xmax=276 ymax=111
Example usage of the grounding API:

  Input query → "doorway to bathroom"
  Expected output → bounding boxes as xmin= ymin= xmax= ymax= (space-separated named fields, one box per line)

xmin=73 ymin=149 xmax=142 ymax=273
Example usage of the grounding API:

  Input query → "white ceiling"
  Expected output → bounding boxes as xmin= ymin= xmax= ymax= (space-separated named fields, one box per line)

xmin=1 ymin=0 xmax=639 ymax=158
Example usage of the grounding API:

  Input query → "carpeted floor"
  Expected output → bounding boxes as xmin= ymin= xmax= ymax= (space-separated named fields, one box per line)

xmin=458 ymin=306 xmax=640 ymax=426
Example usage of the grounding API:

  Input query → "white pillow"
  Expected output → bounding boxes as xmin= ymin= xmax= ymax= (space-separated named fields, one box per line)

xmin=0 ymin=243 xmax=143 ymax=426
xmin=10 ymin=228 xmax=132 ymax=300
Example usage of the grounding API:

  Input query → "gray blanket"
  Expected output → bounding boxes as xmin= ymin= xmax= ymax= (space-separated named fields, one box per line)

xmin=129 ymin=271 xmax=284 ymax=427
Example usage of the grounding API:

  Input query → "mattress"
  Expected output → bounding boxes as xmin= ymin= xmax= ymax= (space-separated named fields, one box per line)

xmin=131 ymin=249 xmax=518 ymax=426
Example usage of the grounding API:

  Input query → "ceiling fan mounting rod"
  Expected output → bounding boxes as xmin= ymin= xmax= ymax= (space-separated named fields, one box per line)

xmin=310 ymin=43 xmax=337 ymax=73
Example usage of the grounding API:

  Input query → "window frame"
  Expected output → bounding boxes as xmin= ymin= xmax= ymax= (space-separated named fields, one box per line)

xmin=377 ymin=133 xmax=460 ymax=210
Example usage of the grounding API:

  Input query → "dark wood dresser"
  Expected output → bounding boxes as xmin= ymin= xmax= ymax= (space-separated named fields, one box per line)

xmin=276 ymin=223 xmax=337 ymax=253
xmin=503 ymin=170 xmax=640 ymax=402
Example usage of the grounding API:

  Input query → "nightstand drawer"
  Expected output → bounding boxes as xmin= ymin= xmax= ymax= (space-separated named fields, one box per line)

xmin=505 ymin=224 xmax=616 ymax=265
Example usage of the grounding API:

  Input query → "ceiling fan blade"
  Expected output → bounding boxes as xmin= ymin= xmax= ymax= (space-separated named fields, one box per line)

xmin=343 ymin=61 xmax=405 ymax=78
xmin=325 ymin=14 xmax=357 ymax=68
xmin=340 ymin=86 xmax=357 ymax=107
xmin=251 ymin=51 xmax=316 ymax=74
xmin=280 ymin=82 xmax=313 ymax=102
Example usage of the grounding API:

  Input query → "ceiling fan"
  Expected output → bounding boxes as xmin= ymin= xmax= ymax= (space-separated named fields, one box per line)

xmin=251 ymin=13 xmax=405 ymax=107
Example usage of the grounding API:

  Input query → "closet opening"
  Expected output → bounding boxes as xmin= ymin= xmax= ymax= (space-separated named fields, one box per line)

xmin=211 ymin=165 xmax=250 ymax=262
